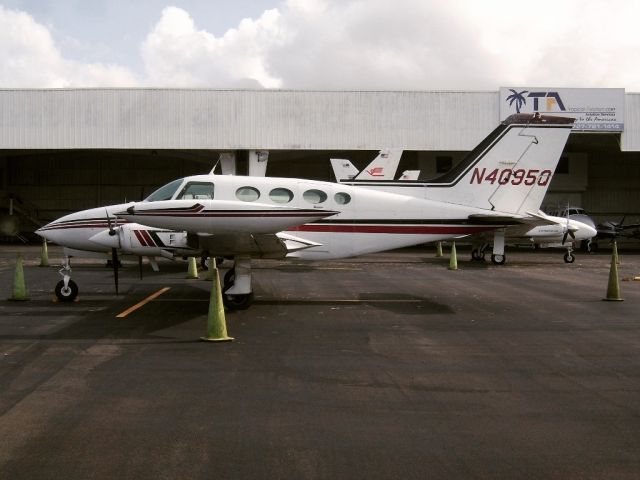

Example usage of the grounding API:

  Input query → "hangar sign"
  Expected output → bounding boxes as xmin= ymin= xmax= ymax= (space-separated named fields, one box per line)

xmin=500 ymin=87 xmax=624 ymax=132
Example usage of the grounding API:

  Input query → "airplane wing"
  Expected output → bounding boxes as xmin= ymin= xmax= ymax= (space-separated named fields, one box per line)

xmin=468 ymin=210 xmax=559 ymax=227
xmin=197 ymin=232 xmax=321 ymax=258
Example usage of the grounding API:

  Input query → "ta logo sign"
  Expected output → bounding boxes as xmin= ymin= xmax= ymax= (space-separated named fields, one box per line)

xmin=506 ymin=89 xmax=566 ymax=113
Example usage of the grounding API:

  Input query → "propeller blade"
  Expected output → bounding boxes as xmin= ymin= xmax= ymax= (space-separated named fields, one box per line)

xmin=112 ymin=247 xmax=119 ymax=295
xmin=106 ymin=209 xmax=116 ymax=236
xmin=139 ymin=256 xmax=143 ymax=280
xmin=562 ymin=232 xmax=568 ymax=245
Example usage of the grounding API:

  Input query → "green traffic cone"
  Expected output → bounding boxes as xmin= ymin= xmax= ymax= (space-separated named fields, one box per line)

xmin=201 ymin=266 xmax=233 ymax=342
xmin=613 ymin=241 xmax=620 ymax=265
xmin=448 ymin=241 xmax=458 ymax=270
xmin=39 ymin=238 xmax=49 ymax=267
xmin=9 ymin=254 xmax=29 ymax=301
xmin=435 ymin=241 xmax=443 ymax=257
xmin=186 ymin=256 xmax=199 ymax=279
xmin=204 ymin=258 xmax=215 ymax=281
xmin=603 ymin=243 xmax=623 ymax=301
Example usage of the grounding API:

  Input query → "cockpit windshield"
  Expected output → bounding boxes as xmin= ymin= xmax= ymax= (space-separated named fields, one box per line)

xmin=144 ymin=178 xmax=184 ymax=202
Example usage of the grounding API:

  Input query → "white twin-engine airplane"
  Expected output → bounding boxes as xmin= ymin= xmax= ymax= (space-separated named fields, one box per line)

xmin=37 ymin=113 xmax=574 ymax=309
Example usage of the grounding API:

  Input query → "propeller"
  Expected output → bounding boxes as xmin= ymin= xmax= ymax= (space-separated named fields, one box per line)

xmin=561 ymin=207 xmax=577 ymax=245
xmin=105 ymin=209 xmax=120 ymax=295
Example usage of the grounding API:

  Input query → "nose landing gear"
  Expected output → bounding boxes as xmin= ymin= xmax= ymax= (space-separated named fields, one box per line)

xmin=55 ymin=257 xmax=79 ymax=302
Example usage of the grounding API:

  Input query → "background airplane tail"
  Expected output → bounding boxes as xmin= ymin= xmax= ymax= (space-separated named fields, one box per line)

xmin=330 ymin=158 xmax=359 ymax=182
xmin=425 ymin=114 xmax=574 ymax=215
xmin=353 ymin=149 xmax=402 ymax=180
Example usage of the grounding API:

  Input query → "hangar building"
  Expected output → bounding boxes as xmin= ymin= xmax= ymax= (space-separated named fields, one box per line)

xmin=0 ymin=87 xmax=638 ymax=238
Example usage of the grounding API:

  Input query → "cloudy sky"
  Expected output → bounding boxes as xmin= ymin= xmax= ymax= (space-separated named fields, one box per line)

xmin=0 ymin=0 xmax=638 ymax=90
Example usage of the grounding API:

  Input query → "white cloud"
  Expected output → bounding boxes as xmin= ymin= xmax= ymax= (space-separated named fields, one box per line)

xmin=0 ymin=6 xmax=138 ymax=87
xmin=0 ymin=1 xmax=639 ymax=90
xmin=141 ymin=6 xmax=285 ymax=88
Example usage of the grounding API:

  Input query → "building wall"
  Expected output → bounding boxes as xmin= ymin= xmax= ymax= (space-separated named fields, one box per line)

xmin=0 ymin=89 xmax=499 ymax=151
xmin=623 ymin=93 xmax=640 ymax=151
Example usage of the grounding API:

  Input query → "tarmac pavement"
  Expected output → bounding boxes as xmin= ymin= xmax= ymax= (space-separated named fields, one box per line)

xmin=0 ymin=245 xmax=639 ymax=479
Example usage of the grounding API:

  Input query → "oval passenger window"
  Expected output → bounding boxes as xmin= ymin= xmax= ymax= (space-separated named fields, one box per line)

xmin=269 ymin=188 xmax=294 ymax=204
xmin=303 ymin=189 xmax=328 ymax=204
xmin=236 ymin=186 xmax=260 ymax=202
xmin=334 ymin=192 xmax=351 ymax=205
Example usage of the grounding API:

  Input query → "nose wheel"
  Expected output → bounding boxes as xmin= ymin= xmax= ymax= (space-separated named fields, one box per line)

xmin=55 ymin=279 xmax=78 ymax=302
xmin=564 ymin=251 xmax=575 ymax=263
xmin=55 ymin=257 xmax=79 ymax=302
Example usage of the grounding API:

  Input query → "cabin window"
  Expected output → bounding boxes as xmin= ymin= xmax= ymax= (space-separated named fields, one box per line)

xmin=176 ymin=182 xmax=215 ymax=200
xmin=334 ymin=192 xmax=351 ymax=205
xmin=269 ymin=188 xmax=294 ymax=203
xmin=236 ymin=186 xmax=260 ymax=202
xmin=303 ymin=189 xmax=328 ymax=204
xmin=145 ymin=178 xmax=184 ymax=201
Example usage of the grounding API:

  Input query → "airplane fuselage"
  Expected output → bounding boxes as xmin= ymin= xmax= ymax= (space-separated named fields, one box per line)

xmin=118 ymin=175 xmax=506 ymax=260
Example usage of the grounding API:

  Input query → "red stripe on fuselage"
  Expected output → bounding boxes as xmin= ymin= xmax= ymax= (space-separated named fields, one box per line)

xmin=140 ymin=230 xmax=156 ymax=246
xmin=288 ymin=224 xmax=495 ymax=234
xmin=133 ymin=229 xmax=149 ymax=246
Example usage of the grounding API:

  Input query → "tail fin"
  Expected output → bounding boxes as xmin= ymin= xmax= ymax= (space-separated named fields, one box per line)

xmin=353 ymin=149 xmax=402 ymax=180
xmin=424 ymin=114 xmax=574 ymax=215
xmin=330 ymin=159 xmax=360 ymax=182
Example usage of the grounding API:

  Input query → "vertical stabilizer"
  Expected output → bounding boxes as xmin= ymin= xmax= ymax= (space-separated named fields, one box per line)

xmin=354 ymin=149 xmax=403 ymax=180
xmin=330 ymin=159 xmax=360 ymax=182
xmin=423 ymin=114 xmax=574 ymax=215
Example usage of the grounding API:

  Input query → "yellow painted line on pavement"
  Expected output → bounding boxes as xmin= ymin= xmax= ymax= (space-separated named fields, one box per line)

xmin=116 ymin=287 xmax=171 ymax=318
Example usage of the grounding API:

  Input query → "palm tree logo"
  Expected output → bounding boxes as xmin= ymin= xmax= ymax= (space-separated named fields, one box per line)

xmin=506 ymin=89 xmax=528 ymax=113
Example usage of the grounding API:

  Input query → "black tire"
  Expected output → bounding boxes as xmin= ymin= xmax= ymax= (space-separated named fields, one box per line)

xmin=491 ymin=254 xmax=506 ymax=265
xmin=564 ymin=253 xmax=575 ymax=263
xmin=223 ymin=293 xmax=254 ymax=311
xmin=55 ymin=279 xmax=78 ymax=302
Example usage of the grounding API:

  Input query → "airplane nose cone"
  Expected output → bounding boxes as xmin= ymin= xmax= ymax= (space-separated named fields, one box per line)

xmin=35 ymin=224 xmax=54 ymax=241
xmin=89 ymin=229 xmax=120 ymax=249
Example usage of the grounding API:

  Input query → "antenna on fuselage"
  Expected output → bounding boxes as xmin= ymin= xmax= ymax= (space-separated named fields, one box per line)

xmin=209 ymin=158 xmax=220 ymax=175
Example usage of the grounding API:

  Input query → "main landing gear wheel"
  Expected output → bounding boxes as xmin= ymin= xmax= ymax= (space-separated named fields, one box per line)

xmin=223 ymin=292 xmax=254 ymax=310
xmin=55 ymin=279 xmax=78 ymax=302
xmin=491 ymin=254 xmax=506 ymax=265
xmin=222 ymin=268 xmax=254 ymax=310
xmin=564 ymin=252 xmax=575 ymax=263
xmin=471 ymin=248 xmax=486 ymax=261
